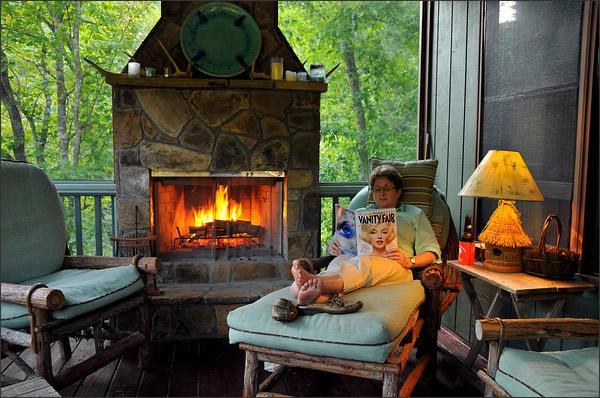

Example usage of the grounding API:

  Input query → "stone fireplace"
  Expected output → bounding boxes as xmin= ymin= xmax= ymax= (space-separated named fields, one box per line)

xmin=108 ymin=1 xmax=326 ymax=295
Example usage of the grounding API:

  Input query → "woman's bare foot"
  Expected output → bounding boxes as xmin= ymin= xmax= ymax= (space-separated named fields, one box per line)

xmin=290 ymin=281 xmax=300 ymax=299
xmin=291 ymin=259 xmax=316 ymax=291
xmin=297 ymin=279 xmax=327 ymax=305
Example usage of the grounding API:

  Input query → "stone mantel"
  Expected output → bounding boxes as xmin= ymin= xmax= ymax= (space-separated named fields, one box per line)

xmin=105 ymin=75 xmax=328 ymax=92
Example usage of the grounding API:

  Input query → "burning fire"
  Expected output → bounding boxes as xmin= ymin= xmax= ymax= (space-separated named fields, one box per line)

xmin=191 ymin=184 xmax=242 ymax=227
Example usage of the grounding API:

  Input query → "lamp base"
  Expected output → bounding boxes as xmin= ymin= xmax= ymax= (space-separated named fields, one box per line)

xmin=482 ymin=245 xmax=522 ymax=273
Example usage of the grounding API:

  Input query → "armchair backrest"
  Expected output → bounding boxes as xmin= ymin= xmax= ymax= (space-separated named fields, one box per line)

xmin=1 ymin=160 xmax=66 ymax=283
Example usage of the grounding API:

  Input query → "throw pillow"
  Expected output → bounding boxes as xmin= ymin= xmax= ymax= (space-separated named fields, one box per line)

xmin=369 ymin=158 xmax=439 ymax=218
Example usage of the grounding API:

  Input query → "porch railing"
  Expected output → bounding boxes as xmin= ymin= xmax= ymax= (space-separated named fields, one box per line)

xmin=55 ymin=181 xmax=117 ymax=256
xmin=55 ymin=180 xmax=367 ymax=257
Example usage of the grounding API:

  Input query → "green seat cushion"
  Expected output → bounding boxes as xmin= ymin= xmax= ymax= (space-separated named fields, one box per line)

xmin=369 ymin=158 xmax=438 ymax=218
xmin=495 ymin=346 xmax=599 ymax=397
xmin=228 ymin=280 xmax=425 ymax=363
xmin=1 ymin=266 xmax=144 ymax=329
xmin=1 ymin=160 xmax=66 ymax=282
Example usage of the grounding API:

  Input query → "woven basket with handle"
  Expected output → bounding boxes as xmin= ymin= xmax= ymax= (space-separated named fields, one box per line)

xmin=522 ymin=214 xmax=579 ymax=279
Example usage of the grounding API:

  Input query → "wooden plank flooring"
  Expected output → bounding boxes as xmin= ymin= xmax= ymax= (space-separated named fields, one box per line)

xmin=2 ymin=337 xmax=481 ymax=397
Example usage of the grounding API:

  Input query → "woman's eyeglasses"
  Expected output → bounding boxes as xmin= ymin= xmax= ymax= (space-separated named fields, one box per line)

xmin=373 ymin=186 xmax=396 ymax=193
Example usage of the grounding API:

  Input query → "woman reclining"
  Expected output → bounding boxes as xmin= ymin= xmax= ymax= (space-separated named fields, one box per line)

xmin=289 ymin=165 xmax=441 ymax=305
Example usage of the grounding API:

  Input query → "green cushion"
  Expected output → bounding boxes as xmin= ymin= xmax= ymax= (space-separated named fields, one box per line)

xmin=0 ymin=266 xmax=144 ymax=329
xmin=349 ymin=185 xmax=450 ymax=249
xmin=369 ymin=158 xmax=438 ymax=218
xmin=1 ymin=160 xmax=66 ymax=283
xmin=495 ymin=346 xmax=599 ymax=397
xmin=228 ymin=280 xmax=425 ymax=363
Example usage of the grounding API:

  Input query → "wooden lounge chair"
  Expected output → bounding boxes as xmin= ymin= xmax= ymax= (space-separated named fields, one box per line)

xmin=0 ymin=160 xmax=160 ymax=389
xmin=228 ymin=159 xmax=461 ymax=397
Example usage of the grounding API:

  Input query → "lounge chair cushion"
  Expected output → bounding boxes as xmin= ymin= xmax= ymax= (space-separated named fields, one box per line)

xmin=228 ymin=280 xmax=425 ymax=363
xmin=1 ymin=160 xmax=66 ymax=283
xmin=495 ymin=346 xmax=599 ymax=397
xmin=0 ymin=266 xmax=144 ymax=329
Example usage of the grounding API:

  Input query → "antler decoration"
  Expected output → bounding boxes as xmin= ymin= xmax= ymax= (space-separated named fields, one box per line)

xmin=156 ymin=39 xmax=190 ymax=78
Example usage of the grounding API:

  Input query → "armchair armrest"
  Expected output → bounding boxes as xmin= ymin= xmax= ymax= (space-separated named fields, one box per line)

xmin=419 ymin=264 xmax=443 ymax=290
xmin=0 ymin=282 xmax=65 ymax=310
xmin=476 ymin=318 xmax=600 ymax=341
xmin=63 ymin=255 xmax=160 ymax=275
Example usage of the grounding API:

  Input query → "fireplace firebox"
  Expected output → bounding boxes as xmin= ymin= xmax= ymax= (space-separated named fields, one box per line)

xmin=152 ymin=172 xmax=284 ymax=260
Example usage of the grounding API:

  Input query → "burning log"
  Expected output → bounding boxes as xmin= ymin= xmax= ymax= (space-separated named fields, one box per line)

xmin=188 ymin=220 xmax=264 ymax=238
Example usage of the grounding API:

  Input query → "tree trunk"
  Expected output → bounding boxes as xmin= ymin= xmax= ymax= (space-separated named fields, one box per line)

xmin=341 ymin=39 xmax=369 ymax=180
xmin=49 ymin=4 xmax=69 ymax=167
xmin=31 ymin=24 xmax=54 ymax=166
xmin=71 ymin=1 xmax=83 ymax=167
xmin=0 ymin=47 xmax=27 ymax=161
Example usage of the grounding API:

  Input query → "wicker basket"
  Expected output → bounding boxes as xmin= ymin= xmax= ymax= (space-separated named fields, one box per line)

xmin=522 ymin=215 xmax=579 ymax=279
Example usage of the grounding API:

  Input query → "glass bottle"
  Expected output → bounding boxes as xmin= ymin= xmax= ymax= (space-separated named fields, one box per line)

xmin=459 ymin=215 xmax=475 ymax=265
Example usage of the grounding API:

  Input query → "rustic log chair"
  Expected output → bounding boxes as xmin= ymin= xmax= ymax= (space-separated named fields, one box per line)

xmin=0 ymin=160 xmax=160 ymax=389
xmin=476 ymin=317 xmax=600 ymax=398
xmin=228 ymin=182 xmax=461 ymax=397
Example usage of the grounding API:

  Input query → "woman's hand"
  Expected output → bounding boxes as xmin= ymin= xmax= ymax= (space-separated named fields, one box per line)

xmin=385 ymin=248 xmax=411 ymax=269
xmin=326 ymin=239 xmax=342 ymax=256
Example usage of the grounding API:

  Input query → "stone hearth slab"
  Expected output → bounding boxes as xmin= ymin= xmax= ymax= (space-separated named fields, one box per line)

xmin=151 ymin=280 xmax=291 ymax=305
xmin=145 ymin=280 xmax=291 ymax=340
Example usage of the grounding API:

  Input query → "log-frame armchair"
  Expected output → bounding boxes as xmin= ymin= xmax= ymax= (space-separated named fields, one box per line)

xmin=0 ymin=160 xmax=160 ymax=390
xmin=476 ymin=317 xmax=600 ymax=397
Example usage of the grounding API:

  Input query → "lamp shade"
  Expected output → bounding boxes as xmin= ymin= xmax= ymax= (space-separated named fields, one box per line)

xmin=458 ymin=150 xmax=544 ymax=201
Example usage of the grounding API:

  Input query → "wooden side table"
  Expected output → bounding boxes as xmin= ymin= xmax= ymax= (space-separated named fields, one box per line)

xmin=448 ymin=260 xmax=595 ymax=368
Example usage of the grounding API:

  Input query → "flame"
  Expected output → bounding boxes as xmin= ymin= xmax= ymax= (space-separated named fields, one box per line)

xmin=191 ymin=184 xmax=243 ymax=227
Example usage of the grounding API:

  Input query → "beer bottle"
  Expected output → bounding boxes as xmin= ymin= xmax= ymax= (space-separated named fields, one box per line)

xmin=459 ymin=215 xmax=475 ymax=265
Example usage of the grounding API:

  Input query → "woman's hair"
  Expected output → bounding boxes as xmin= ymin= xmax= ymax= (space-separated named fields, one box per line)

xmin=369 ymin=165 xmax=403 ymax=190
xmin=358 ymin=222 xmax=397 ymax=244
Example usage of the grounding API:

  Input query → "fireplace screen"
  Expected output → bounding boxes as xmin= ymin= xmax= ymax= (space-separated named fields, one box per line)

xmin=153 ymin=173 xmax=284 ymax=259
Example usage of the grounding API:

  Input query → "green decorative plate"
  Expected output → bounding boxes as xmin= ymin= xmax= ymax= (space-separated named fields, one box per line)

xmin=180 ymin=2 xmax=262 ymax=78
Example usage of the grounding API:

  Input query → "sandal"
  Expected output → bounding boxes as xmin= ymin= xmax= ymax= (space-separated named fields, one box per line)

xmin=298 ymin=294 xmax=363 ymax=316
xmin=272 ymin=298 xmax=299 ymax=322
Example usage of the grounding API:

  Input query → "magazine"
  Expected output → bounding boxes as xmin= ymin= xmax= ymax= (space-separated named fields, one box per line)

xmin=334 ymin=205 xmax=398 ymax=257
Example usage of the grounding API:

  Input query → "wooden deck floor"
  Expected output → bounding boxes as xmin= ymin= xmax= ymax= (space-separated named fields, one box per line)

xmin=2 ymin=337 xmax=481 ymax=397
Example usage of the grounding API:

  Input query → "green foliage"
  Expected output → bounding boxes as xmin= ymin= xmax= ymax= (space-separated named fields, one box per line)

xmin=280 ymin=1 xmax=420 ymax=182
xmin=1 ymin=1 xmax=160 ymax=179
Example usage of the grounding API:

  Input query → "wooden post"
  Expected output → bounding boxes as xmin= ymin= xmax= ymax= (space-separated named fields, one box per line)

xmin=243 ymin=350 xmax=259 ymax=398
xmin=484 ymin=341 xmax=500 ymax=398
xmin=382 ymin=370 xmax=399 ymax=397
xmin=138 ymin=298 xmax=152 ymax=368
xmin=94 ymin=324 xmax=104 ymax=352
xmin=33 ymin=309 xmax=54 ymax=384
xmin=59 ymin=337 xmax=72 ymax=359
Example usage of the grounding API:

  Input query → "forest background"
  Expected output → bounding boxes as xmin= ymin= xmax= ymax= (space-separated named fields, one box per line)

xmin=0 ymin=1 xmax=419 ymax=254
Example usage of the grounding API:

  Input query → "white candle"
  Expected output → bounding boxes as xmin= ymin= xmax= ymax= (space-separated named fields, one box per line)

xmin=128 ymin=62 xmax=141 ymax=77
xmin=285 ymin=71 xmax=297 ymax=81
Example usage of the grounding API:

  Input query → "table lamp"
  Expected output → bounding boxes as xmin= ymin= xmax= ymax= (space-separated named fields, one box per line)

xmin=458 ymin=150 xmax=544 ymax=272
